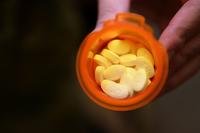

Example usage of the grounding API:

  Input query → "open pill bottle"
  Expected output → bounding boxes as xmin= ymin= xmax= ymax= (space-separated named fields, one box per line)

xmin=76 ymin=13 xmax=168 ymax=111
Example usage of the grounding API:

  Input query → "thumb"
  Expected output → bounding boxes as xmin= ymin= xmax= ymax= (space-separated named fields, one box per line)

xmin=95 ymin=0 xmax=131 ymax=31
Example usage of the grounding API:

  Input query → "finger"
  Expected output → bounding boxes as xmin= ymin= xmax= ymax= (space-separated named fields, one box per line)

xmin=166 ymin=55 xmax=200 ymax=91
xmin=95 ymin=0 xmax=131 ymax=31
xmin=169 ymin=33 xmax=200 ymax=76
xmin=159 ymin=0 xmax=200 ymax=50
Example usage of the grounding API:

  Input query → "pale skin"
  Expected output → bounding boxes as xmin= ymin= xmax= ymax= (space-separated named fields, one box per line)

xmin=95 ymin=0 xmax=200 ymax=92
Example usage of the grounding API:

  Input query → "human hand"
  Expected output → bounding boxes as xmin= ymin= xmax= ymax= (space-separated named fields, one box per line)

xmin=95 ymin=0 xmax=131 ymax=31
xmin=96 ymin=0 xmax=200 ymax=92
xmin=159 ymin=0 xmax=200 ymax=91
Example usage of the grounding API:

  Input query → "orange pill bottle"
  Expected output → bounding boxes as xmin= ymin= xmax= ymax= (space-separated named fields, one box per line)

xmin=76 ymin=13 xmax=168 ymax=111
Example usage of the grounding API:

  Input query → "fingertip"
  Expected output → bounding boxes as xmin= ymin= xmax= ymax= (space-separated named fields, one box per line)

xmin=94 ymin=22 xmax=103 ymax=32
xmin=96 ymin=0 xmax=131 ymax=31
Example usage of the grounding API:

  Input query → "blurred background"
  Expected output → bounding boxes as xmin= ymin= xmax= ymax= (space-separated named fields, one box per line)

xmin=0 ymin=0 xmax=200 ymax=133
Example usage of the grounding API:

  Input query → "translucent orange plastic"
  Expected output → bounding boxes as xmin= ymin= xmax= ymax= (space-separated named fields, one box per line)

xmin=76 ymin=13 xmax=168 ymax=111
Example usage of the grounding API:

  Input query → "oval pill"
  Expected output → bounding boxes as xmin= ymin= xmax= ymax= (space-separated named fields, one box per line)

xmin=103 ymin=65 xmax=126 ymax=81
xmin=132 ymin=68 xmax=148 ymax=92
xmin=121 ymin=68 xmax=148 ymax=92
xmin=101 ymin=49 xmax=120 ymax=64
xmin=95 ymin=66 xmax=105 ymax=85
xmin=94 ymin=54 xmax=112 ymax=67
xmin=120 ymin=68 xmax=136 ymax=96
xmin=133 ymin=56 xmax=155 ymax=78
xmin=107 ymin=39 xmax=131 ymax=55
xmin=137 ymin=48 xmax=154 ymax=65
xmin=101 ymin=80 xmax=129 ymax=99
xmin=119 ymin=54 xmax=137 ymax=66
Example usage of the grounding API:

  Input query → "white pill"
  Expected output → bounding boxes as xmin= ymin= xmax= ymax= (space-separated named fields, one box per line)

xmin=103 ymin=65 xmax=126 ymax=81
xmin=119 ymin=54 xmax=137 ymax=67
xmin=101 ymin=49 xmax=120 ymax=64
xmin=107 ymin=39 xmax=131 ymax=55
xmin=132 ymin=57 xmax=155 ymax=78
xmin=94 ymin=54 xmax=112 ymax=67
xmin=120 ymin=68 xmax=148 ymax=92
xmin=101 ymin=80 xmax=129 ymax=99
xmin=132 ymin=68 xmax=148 ymax=92
xmin=137 ymin=47 xmax=154 ymax=65
xmin=95 ymin=66 xmax=105 ymax=85
xmin=120 ymin=68 xmax=136 ymax=96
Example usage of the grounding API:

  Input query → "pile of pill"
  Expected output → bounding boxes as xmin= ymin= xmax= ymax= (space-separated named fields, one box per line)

xmin=93 ymin=39 xmax=155 ymax=99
